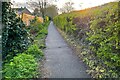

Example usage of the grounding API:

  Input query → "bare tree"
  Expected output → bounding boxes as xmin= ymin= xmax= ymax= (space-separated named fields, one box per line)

xmin=27 ymin=0 xmax=48 ymax=18
xmin=60 ymin=1 xmax=74 ymax=13
xmin=79 ymin=3 xmax=83 ymax=10
xmin=33 ymin=8 xmax=39 ymax=16
xmin=27 ymin=0 xmax=58 ymax=18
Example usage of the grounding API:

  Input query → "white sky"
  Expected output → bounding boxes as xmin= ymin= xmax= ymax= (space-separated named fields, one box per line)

xmin=11 ymin=0 xmax=116 ymax=11
xmin=54 ymin=0 xmax=116 ymax=10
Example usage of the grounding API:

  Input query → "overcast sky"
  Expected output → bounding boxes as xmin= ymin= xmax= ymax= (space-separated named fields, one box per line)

xmin=11 ymin=0 xmax=116 ymax=12
xmin=56 ymin=0 xmax=116 ymax=10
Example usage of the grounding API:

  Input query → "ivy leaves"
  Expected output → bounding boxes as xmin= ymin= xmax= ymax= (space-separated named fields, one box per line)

xmin=2 ymin=2 xmax=30 ymax=59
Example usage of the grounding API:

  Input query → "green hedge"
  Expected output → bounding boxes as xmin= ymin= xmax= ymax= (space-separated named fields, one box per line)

xmin=53 ymin=2 xmax=120 ymax=78
xmin=2 ymin=2 xmax=31 ymax=60
xmin=2 ymin=2 xmax=50 ymax=78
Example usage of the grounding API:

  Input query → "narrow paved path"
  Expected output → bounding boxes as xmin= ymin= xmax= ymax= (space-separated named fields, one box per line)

xmin=43 ymin=21 xmax=90 ymax=78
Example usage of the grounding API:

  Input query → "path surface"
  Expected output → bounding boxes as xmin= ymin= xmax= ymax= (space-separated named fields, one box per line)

xmin=43 ymin=21 xmax=90 ymax=78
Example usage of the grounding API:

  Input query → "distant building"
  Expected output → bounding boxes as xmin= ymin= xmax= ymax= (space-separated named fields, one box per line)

xmin=12 ymin=7 xmax=43 ymax=26
xmin=13 ymin=7 xmax=31 ymax=15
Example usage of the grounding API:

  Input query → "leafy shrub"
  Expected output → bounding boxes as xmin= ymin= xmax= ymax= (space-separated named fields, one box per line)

xmin=26 ymin=44 xmax=44 ymax=58
xmin=28 ymin=19 xmax=50 ymax=49
xmin=28 ymin=17 xmax=49 ymax=37
xmin=3 ymin=53 xmax=37 ymax=78
xmin=54 ymin=16 xmax=76 ymax=35
xmin=38 ymin=28 xmax=48 ymax=36
xmin=2 ymin=2 xmax=30 ymax=59
xmin=87 ymin=9 xmax=120 ymax=77
xmin=54 ymin=2 xmax=120 ymax=78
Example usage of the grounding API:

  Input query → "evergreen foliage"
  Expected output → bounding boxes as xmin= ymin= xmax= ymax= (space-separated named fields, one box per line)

xmin=2 ymin=2 xmax=30 ymax=59
xmin=54 ymin=2 xmax=120 ymax=78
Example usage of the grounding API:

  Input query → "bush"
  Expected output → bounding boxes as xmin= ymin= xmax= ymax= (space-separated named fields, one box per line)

xmin=3 ymin=53 xmax=37 ymax=78
xmin=28 ymin=17 xmax=50 ymax=40
xmin=86 ymin=3 xmax=120 ymax=78
xmin=28 ymin=20 xmax=50 ymax=49
xmin=53 ymin=2 xmax=120 ymax=78
xmin=38 ymin=27 xmax=48 ymax=35
xmin=26 ymin=44 xmax=44 ymax=58
xmin=2 ymin=2 xmax=30 ymax=59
